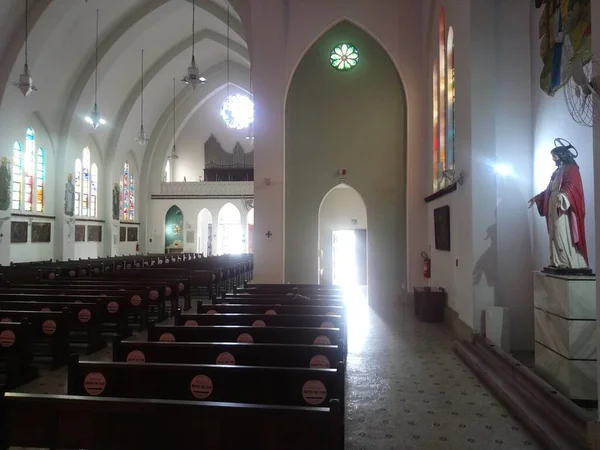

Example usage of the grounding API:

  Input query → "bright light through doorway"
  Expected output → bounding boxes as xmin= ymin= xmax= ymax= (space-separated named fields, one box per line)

xmin=332 ymin=230 xmax=358 ymax=286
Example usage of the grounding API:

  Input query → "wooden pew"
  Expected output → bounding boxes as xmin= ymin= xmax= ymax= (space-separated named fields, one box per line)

xmin=68 ymin=356 xmax=343 ymax=409
xmin=0 ymin=300 xmax=104 ymax=354
xmin=113 ymin=338 xmax=344 ymax=373
xmin=0 ymin=309 xmax=70 ymax=369
xmin=0 ymin=321 xmax=37 ymax=389
xmin=0 ymin=392 xmax=343 ymax=450
xmin=196 ymin=302 xmax=346 ymax=319
xmin=216 ymin=294 xmax=345 ymax=307
xmin=148 ymin=323 xmax=345 ymax=352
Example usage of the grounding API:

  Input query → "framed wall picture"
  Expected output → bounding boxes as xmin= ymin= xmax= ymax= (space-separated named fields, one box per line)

xmin=75 ymin=224 xmax=86 ymax=242
xmin=31 ymin=222 xmax=51 ymax=243
xmin=434 ymin=205 xmax=451 ymax=251
xmin=87 ymin=225 xmax=102 ymax=242
xmin=10 ymin=221 xmax=28 ymax=243
xmin=186 ymin=230 xmax=195 ymax=244
xmin=119 ymin=226 xmax=126 ymax=242
xmin=127 ymin=227 xmax=138 ymax=242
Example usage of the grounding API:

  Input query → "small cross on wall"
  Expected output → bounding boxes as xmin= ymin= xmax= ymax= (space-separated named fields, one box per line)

xmin=265 ymin=231 xmax=273 ymax=238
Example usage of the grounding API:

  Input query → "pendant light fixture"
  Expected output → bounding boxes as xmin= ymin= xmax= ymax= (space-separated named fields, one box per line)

xmin=135 ymin=49 xmax=149 ymax=145
xmin=181 ymin=0 xmax=206 ymax=89
xmin=169 ymin=78 xmax=179 ymax=160
xmin=13 ymin=0 xmax=37 ymax=96
xmin=85 ymin=9 xmax=106 ymax=130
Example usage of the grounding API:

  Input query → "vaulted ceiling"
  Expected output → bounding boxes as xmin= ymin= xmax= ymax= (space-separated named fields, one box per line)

xmin=0 ymin=0 xmax=249 ymax=175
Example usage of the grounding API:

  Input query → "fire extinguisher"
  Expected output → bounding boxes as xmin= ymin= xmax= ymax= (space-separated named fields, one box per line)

xmin=421 ymin=252 xmax=431 ymax=279
xmin=136 ymin=242 xmax=140 ymax=252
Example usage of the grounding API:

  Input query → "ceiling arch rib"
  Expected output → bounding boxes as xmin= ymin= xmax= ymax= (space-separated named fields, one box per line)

xmin=106 ymin=28 xmax=250 ymax=164
xmin=56 ymin=0 xmax=245 ymax=140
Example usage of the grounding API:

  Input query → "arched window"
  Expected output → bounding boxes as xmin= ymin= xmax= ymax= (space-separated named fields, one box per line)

xmin=447 ymin=27 xmax=455 ymax=173
xmin=24 ymin=127 xmax=35 ymax=211
xmin=74 ymin=159 xmax=82 ymax=217
xmin=11 ymin=141 xmax=23 ymax=210
xmin=36 ymin=148 xmax=45 ymax=212
xmin=121 ymin=162 xmax=130 ymax=220
xmin=432 ymin=9 xmax=455 ymax=192
xmin=90 ymin=163 xmax=98 ymax=218
xmin=129 ymin=172 xmax=135 ymax=221
xmin=82 ymin=148 xmax=90 ymax=217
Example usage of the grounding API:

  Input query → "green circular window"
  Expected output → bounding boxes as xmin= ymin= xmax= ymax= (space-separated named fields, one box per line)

xmin=330 ymin=44 xmax=359 ymax=71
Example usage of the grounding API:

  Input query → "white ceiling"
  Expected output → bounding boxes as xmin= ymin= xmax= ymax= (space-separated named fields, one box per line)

xmin=0 ymin=0 xmax=248 ymax=172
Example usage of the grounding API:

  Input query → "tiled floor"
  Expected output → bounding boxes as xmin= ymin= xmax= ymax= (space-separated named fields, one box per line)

xmin=13 ymin=295 xmax=542 ymax=449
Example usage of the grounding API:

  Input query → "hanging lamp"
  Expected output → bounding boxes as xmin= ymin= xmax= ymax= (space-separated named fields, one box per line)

xmin=169 ymin=78 xmax=179 ymax=160
xmin=85 ymin=9 xmax=106 ymax=129
xmin=181 ymin=0 xmax=206 ymax=89
xmin=135 ymin=49 xmax=149 ymax=145
xmin=13 ymin=0 xmax=37 ymax=96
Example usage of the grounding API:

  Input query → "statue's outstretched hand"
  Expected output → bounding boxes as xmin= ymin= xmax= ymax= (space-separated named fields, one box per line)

xmin=527 ymin=197 xmax=535 ymax=209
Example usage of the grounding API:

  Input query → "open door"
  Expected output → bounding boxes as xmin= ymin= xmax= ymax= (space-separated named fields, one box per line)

xmin=355 ymin=229 xmax=367 ymax=285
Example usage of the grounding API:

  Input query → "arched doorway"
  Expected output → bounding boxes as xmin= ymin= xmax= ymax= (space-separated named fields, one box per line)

xmin=246 ymin=208 xmax=254 ymax=253
xmin=217 ymin=202 xmax=242 ymax=255
xmin=165 ymin=205 xmax=184 ymax=253
xmin=197 ymin=209 xmax=213 ymax=256
xmin=284 ymin=21 xmax=406 ymax=305
xmin=318 ymin=184 xmax=368 ymax=287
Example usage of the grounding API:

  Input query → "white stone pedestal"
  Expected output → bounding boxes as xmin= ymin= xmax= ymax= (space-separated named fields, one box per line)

xmin=533 ymin=271 xmax=596 ymax=401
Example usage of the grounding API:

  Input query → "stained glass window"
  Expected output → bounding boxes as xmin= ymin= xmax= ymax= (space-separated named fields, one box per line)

xmin=129 ymin=173 xmax=135 ymax=221
xmin=330 ymin=44 xmax=359 ymax=71
xmin=74 ymin=159 xmax=82 ymax=217
xmin=12 ymin=141 xmax=22 ymax=210
xmin=447 ymin=27 xmax=455 ymax=173
xmin=122 ymin=162 xmax=130 ymax=220
xmin=36 ymin=148 xmax=45 ymax=212
xmin=82 ymin=147 xmax=90 ymax=217
xmin=90 ymin=163 xmax=98 ymax=218
xmin=432 ymin=9 xmax=455 ymax=192
xmin=24 ymin=127 xmax=35 ymax=211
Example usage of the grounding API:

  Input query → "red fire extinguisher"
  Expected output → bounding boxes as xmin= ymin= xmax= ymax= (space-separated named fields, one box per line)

xmin=421 ymin=252 xmax=431 ymax=279
xmin=136 ymin=242 xmax=140 ymax=252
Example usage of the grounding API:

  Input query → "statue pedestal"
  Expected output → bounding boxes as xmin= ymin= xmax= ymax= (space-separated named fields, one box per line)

xmin=533 ymin=271 xmax=596 ymax=401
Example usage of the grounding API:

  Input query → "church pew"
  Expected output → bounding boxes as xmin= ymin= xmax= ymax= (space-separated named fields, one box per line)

xmin=0 ymin=301 xmax=104 ymax=354
xmin=0 ymin=292 xmax=129 ymax=337
xmin=148 ymin=323 xmax=345 ymax=354
xmin=0 ymin=309 xmax=70 ymax=369
xmin=175 ymin=309 xmax=344 ymax=335
xmin=67 ymin=356 xmax=343 ymax=409
xmin=113 ymin=338 xmax=345 ymax=373
xmin=0 ymin=321 xmax=37 ymax=389
xmin=0 ymin=284 xmax=150 ymax=332
xmin=196 ymin=301 xmax=346 ymax=319
xmin=0 ymin=392 xmax=342 ymax=450
xmin=216 ymin=294 xmax=345 ymax=307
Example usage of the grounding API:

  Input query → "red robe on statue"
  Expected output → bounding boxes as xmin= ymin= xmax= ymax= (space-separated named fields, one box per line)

xmin=534 ymin=163 xmax=588 ymax=265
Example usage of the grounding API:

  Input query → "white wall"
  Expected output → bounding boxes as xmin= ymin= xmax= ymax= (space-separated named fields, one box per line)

xmin=147 ymin=198 xmax=250 ymax=254
xmin=318 ymin=185 xmax=368 ymax=284
xmin=173 ymin=86 xmax=253 ymax=183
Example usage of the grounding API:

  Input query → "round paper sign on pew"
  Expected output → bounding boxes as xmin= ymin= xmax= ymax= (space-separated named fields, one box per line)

xmin=0 ymin=318 xmax=12 ymax=323
xmin=326 ymin=312 xmax=337 ymax=316
xmin=42 ymin=320 xmax=56 ymax=335
xmin=41 ymin=308 xmax=51 ymax=313
xmin=265 ymin=309 xmax=277 ymax=316
xmin=94 ymin=268 xmax=100 ymax=274
xmin=216 ymin=352 xmax=235 ymax=365
xmin=252 ymin=320 xmax=266 ymax=328
xmin=107 ymin=302 xmax=119 ymax=314
xmin=0 ymin=330 xmax=16 ymax=347
xmin=178 ymin=283 xmax=185 ymax=292
xmin=80 ymin=269 xmax=87 ymax=276
xmin=78 ymin=309 xmax=91 ymax=323
xmin=313 ymin=336 xmax=331 ymax=346
xmin=309 ymin=355 xmax=331 ymax=369
xmin=320 ymin=322 xmax=335 ymax=329
xmin=84 ymin=372 xmax=106 ymax=396
xmin=159 ymin=333 xmax=175 ymax=342
xmin=130 ymin=295 xmax=142 ymax=306
xmin=126 ymin=350 xmax=146 ymax=363
xmin=190 ymin=375 xmax=213 ymax=400
xmin=184 ymin=320 xmax=198 ymax=327
xmin=206 ymin=310 xmax=217 ymax=315
xmin=237 ymin=333 xmax=253 ymax=343
xmin=69 ymin=270 xmax=75 ymax=277
xmin=165 ymin=287 xmax=172 ymax=296
xmin=48 ymin=273 xmax=56 ymax=280
xmin=302 ymin=380 xmax=327 ymax=406
xmin=149 ymin=290 xmax=159 ymax=301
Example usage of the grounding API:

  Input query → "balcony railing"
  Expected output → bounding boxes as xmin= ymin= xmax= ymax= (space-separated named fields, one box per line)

xmin=153 ymin=181 xmax=254 ymax=199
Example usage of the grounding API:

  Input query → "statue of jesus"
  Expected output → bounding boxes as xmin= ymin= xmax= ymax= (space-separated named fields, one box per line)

xmin=528 ymin=139 xmax=589 ymax=271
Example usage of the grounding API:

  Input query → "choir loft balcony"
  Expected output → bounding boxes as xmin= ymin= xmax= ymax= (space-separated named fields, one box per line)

xmin=152 ymin=181 xmax=254 ymax=200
